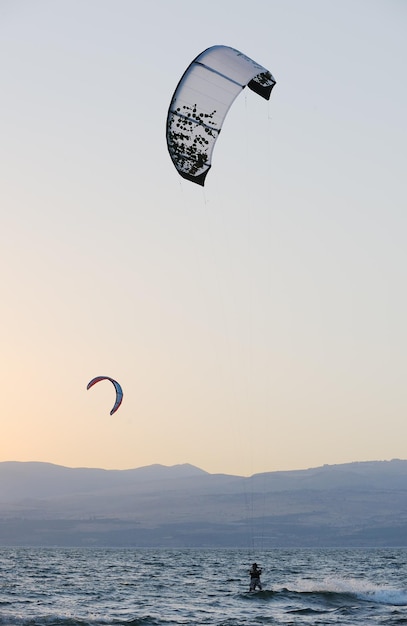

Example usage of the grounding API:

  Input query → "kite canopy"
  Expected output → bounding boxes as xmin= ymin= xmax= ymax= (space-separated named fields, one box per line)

xmin=87 ymin=376 xmax=123 ymax=416
xmin=166 ymin=45 xmax=276 ymax=186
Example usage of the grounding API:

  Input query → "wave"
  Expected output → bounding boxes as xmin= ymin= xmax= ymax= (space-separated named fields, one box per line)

xmin=0 ymin=616 xmax=162 ymax=626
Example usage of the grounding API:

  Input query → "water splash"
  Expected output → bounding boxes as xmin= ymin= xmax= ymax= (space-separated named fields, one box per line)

xmin=291 ymin=576 xmax=407 ymax=606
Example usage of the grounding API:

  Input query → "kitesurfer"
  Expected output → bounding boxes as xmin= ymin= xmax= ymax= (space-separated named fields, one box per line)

xmin=249 ymin=563 xmax=262 ymax=591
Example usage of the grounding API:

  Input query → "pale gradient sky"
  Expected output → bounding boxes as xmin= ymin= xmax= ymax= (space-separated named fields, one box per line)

xmin=1 ymin=0 xmax=406 ymax=476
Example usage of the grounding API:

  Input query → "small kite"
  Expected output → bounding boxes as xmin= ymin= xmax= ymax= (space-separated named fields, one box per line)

xmin=166 ymin=45 xmax=276 ymax=186
xmin=87 ymin=376 xmax=123 ymax=415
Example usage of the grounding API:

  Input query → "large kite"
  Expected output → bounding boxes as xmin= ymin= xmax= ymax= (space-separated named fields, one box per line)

xmin=166 ymin=45 xmax=276 ymax=186
xmin=87 ymin=376 xmax=123 ymax=416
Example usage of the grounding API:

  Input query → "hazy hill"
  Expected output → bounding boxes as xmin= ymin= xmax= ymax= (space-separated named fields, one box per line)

xmin=0 ymin=461 xmax=208 ymax=500
xmin=0 ymin=459 xmax=406 ymax=547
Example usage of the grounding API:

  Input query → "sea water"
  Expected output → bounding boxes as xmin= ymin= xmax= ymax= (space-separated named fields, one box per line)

xmin=1 ymin=547 xmax=407 ymax=625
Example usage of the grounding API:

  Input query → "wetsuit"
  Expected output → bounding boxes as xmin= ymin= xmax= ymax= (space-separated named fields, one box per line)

xmin=249 ymin=565 xmax=262 ymax=591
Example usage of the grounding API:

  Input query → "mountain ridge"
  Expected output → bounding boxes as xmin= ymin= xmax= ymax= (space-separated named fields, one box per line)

xmin=0 ymin=459 xmax=406 ymax=547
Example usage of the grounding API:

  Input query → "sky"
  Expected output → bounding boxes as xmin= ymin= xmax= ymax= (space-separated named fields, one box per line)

xmin=1 ymin=0 xmax=406 ymax=476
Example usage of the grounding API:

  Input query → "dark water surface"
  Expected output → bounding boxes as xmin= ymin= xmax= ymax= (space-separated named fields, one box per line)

xmin=0 ymin=547 xmax=406 ymax=625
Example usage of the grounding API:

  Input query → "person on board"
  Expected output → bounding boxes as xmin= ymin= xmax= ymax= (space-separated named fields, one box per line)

xmin=249 ymin=562 xmax=262 ymax=591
